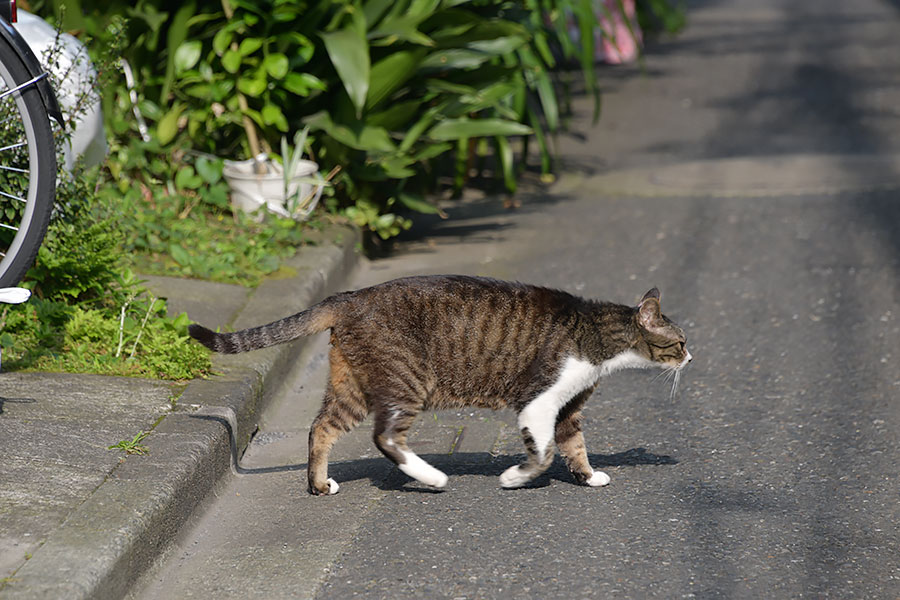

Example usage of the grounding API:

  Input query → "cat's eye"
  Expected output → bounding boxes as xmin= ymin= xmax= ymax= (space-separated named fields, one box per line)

xmin=652 ymin=341 xmax=680 ymax=350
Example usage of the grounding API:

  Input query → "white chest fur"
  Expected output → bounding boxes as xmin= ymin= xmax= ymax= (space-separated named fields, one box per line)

xmin=517 ymin=351 xmax=656 ymax=459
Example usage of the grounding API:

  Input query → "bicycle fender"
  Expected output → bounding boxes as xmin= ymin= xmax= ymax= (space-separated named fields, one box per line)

xmin=0 ymin=17 xmax=64 ymax=126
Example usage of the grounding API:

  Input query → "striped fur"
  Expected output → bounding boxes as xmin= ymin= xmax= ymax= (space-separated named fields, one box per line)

xmin=188 ymin=275 xmax=690 ymax=494
xmin=188 ymin=298 xmax=343 ymax=354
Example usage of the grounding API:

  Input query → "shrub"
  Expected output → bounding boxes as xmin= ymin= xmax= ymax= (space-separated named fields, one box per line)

xmin=0 ymin=165 xmax=213 ymax=379
xmin=36 ymin=0 xmax=685 ymax=242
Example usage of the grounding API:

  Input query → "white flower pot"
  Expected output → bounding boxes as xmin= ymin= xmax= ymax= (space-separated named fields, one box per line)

xmin=223 ymin=156 xmax=323 ymax=221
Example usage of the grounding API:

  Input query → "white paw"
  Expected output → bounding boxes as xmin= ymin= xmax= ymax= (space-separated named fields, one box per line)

xmin=398 ymin=459 xmax=448 ymax=488
xmin=586 ymin=470 xmax=610 ymax=487
xmin=327 ymin=478 xmax=340 ymax=495
xmin=428 ymin=471 xmax=449 ymax=488
xmin=499 ymin=465 xmax=531 ymax=488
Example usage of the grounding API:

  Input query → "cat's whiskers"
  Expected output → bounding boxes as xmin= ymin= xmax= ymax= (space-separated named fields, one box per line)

xmin=670 ymin=368 xmax=682 ymax=401
xmin=651 ymin=369 xmax=671 ymax=383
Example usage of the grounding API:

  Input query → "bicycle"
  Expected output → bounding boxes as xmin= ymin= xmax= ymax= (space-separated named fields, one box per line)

xmin=0 ymin=0 xmax=62 ymax=291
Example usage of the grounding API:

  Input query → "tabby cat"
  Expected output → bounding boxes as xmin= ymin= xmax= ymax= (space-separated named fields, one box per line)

xmin=189 ymin=275 xmax=691 ymax=495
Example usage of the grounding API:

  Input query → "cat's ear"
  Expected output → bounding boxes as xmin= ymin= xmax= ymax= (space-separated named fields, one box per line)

xmin=641 ymin=288 xmax=660 ymax=303
xmin=637 ymin=289 xmax=664 ymax=331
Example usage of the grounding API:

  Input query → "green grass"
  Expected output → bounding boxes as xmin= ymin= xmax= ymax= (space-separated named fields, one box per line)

xmin=108 ymin=430 xmax=151 ymax=455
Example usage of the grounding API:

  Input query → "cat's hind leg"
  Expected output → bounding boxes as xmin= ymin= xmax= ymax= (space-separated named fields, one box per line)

xmin=307 ymin=346 xmax=367 ymax=495
xmin=373 ymin=406 xmax=449 ymax=489
xmin=555 ymin=390 xmax=610 ymax=487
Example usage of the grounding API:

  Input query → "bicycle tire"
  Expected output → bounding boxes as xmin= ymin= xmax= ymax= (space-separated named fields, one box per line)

xmin=0 ymin=32 xmax=55 ymax=288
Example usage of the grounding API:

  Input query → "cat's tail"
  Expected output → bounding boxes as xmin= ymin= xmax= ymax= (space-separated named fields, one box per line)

xmin=188 ymin=299 xmax=339 ymax=354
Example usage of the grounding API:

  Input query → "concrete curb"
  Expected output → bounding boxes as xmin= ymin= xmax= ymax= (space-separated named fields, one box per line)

xmin=4 ymin=225 xmax=359 ymax=600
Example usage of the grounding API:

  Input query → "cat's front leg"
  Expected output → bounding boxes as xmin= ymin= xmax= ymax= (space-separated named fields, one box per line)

xmin=499 ymin=424 xmax=555 ymax=488
xmin=554 ymin=390 xmax=610 ymax=487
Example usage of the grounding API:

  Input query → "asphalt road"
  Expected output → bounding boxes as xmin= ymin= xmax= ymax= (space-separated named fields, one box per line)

xmin=130 ymin=0 xmax=900 ymax=598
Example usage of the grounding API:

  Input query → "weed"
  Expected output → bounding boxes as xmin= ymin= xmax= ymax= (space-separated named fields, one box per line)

xmin=108 ymin=430 xmax=150 ymax=455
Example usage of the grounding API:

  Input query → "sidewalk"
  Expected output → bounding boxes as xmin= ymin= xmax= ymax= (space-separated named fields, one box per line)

xmin=0 ymin=224 xmax=358 ymax=599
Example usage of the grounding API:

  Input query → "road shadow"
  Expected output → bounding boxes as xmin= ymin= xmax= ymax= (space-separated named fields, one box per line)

xmin=357 ymin=171 xmax=583 ymax=258
xmin=210 ymin=443 xmax=678 ymax=495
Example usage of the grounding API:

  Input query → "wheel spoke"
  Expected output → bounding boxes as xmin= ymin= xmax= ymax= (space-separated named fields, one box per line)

xmin=0 ymin=72 xmax=49 ymax=101
xmin=0 ymin=141 xmax=26 ymax=153
xmin=0 ymin=189 xmax=26 ymax=203
xmin=0 ymin=223 xmax=19 ymax=231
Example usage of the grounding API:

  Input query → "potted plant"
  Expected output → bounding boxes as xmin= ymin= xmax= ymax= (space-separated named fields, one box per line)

xmin=223 ymin=127 xmax=325 ymax=220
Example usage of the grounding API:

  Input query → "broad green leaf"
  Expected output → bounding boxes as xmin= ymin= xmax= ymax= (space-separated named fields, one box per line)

xmin=174 ymin=41 xmax=201 ymax=73
xmin=175 ymin=166 xmax=203 ymax=190
xmin=458 ymin=82 xmax=518 ymax=111
xmin=532 ymin=31 xmax=555 ymax=68
xmin=363 ymin=0 xmax=393 ymax=27
xmin=304 ymin=111 xmax=395 ymax=152
xmin=408 ymin=0 xmax=441 ymax=17
xmin=534 ymin=74 xmax=558 ymax=131
xmin=411 ymin=141 xmax=452 ymax=162
xmin=366 ymin=50 xmax=425 ymax=110
xmin=424 ymin=79 xmax=476 ymax=95
xmin=399 ymin=108 xmax=440 ymax=152
xmin=186 ymin=13 xmax=220 ymax=29
xmin=239 ymin=38 xmax=263 ymax=56
xmin=421 ymin=49 xmax=489 ymax=70
xmin=428 ymin=118 xmax=531 ymax=141
xmin=453 ymin=136 xmax=467 ymax=192
xmin=272 ymin=4 xmax=301 ymax=21
xmin=263 ymin=53 xmax=290 ymax=79
xmin=527 ymin=107 xmax=552 ymax=175
xmin=157 ymin=104 xmax=185 ymax=145
xmin=367 ymin=100 xmax=423 ymax=130
xmin=494 ymin=135 xmax=515 ymax=194
xmin=378 ymin=157 xmax=416 ymax=179
xmin=425 ymin=7 xmax=481 ymax=39
xmin=440 ymin=18 xmax=527 ymax=49
xmin=262 ymin=104 xmax=289 ymax=132
xmin=283 ymin=72 xmax=326 ymax=96
xmin=468 ymin=36 xmax=526 ymax=55
xmin=213 ymin=28 xmax=232 ymax=55
xmin=521 ymin=48 xmax=559 ymax=131
xmin=160 ymin=2 xmax=195 ymax=102
xmin=370 ymin=14 xmax=436 ymax=47
xmin=172 ymin=312 xmax=191 ymax=329
xmin=321 ymin=25 xmax=370 ymax=117
xmin=237 ymin=76 xmax=266 ymax=96
xmin=243 ymin=107 xmax=264 ymax=129
xmin=195 ymin=156 xmax=222 ymax=184
xmin=222 ymin=49 xmax=241 ymax=73
xmin=397 ymin=192 xmax=447 ymax=217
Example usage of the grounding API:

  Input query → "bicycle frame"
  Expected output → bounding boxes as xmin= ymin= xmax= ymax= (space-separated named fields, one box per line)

xmin=0 ymin=0 xmax=64 ymax=125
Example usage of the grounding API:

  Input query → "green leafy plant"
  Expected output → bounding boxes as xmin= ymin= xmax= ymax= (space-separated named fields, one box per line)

xmin=108 ymin=430 xmax=150 ymax=455
xmin=0 ymin=163 xmax=212 ymax=379
xmin=33 ymin=0 xmax=683 ymax=256
xmin=37 ymin=0 xmax=621 ymax=244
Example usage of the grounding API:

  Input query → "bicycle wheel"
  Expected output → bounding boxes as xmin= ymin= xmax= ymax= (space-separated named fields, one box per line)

xmin=0 ymin=32 xmax=55 ymax=288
